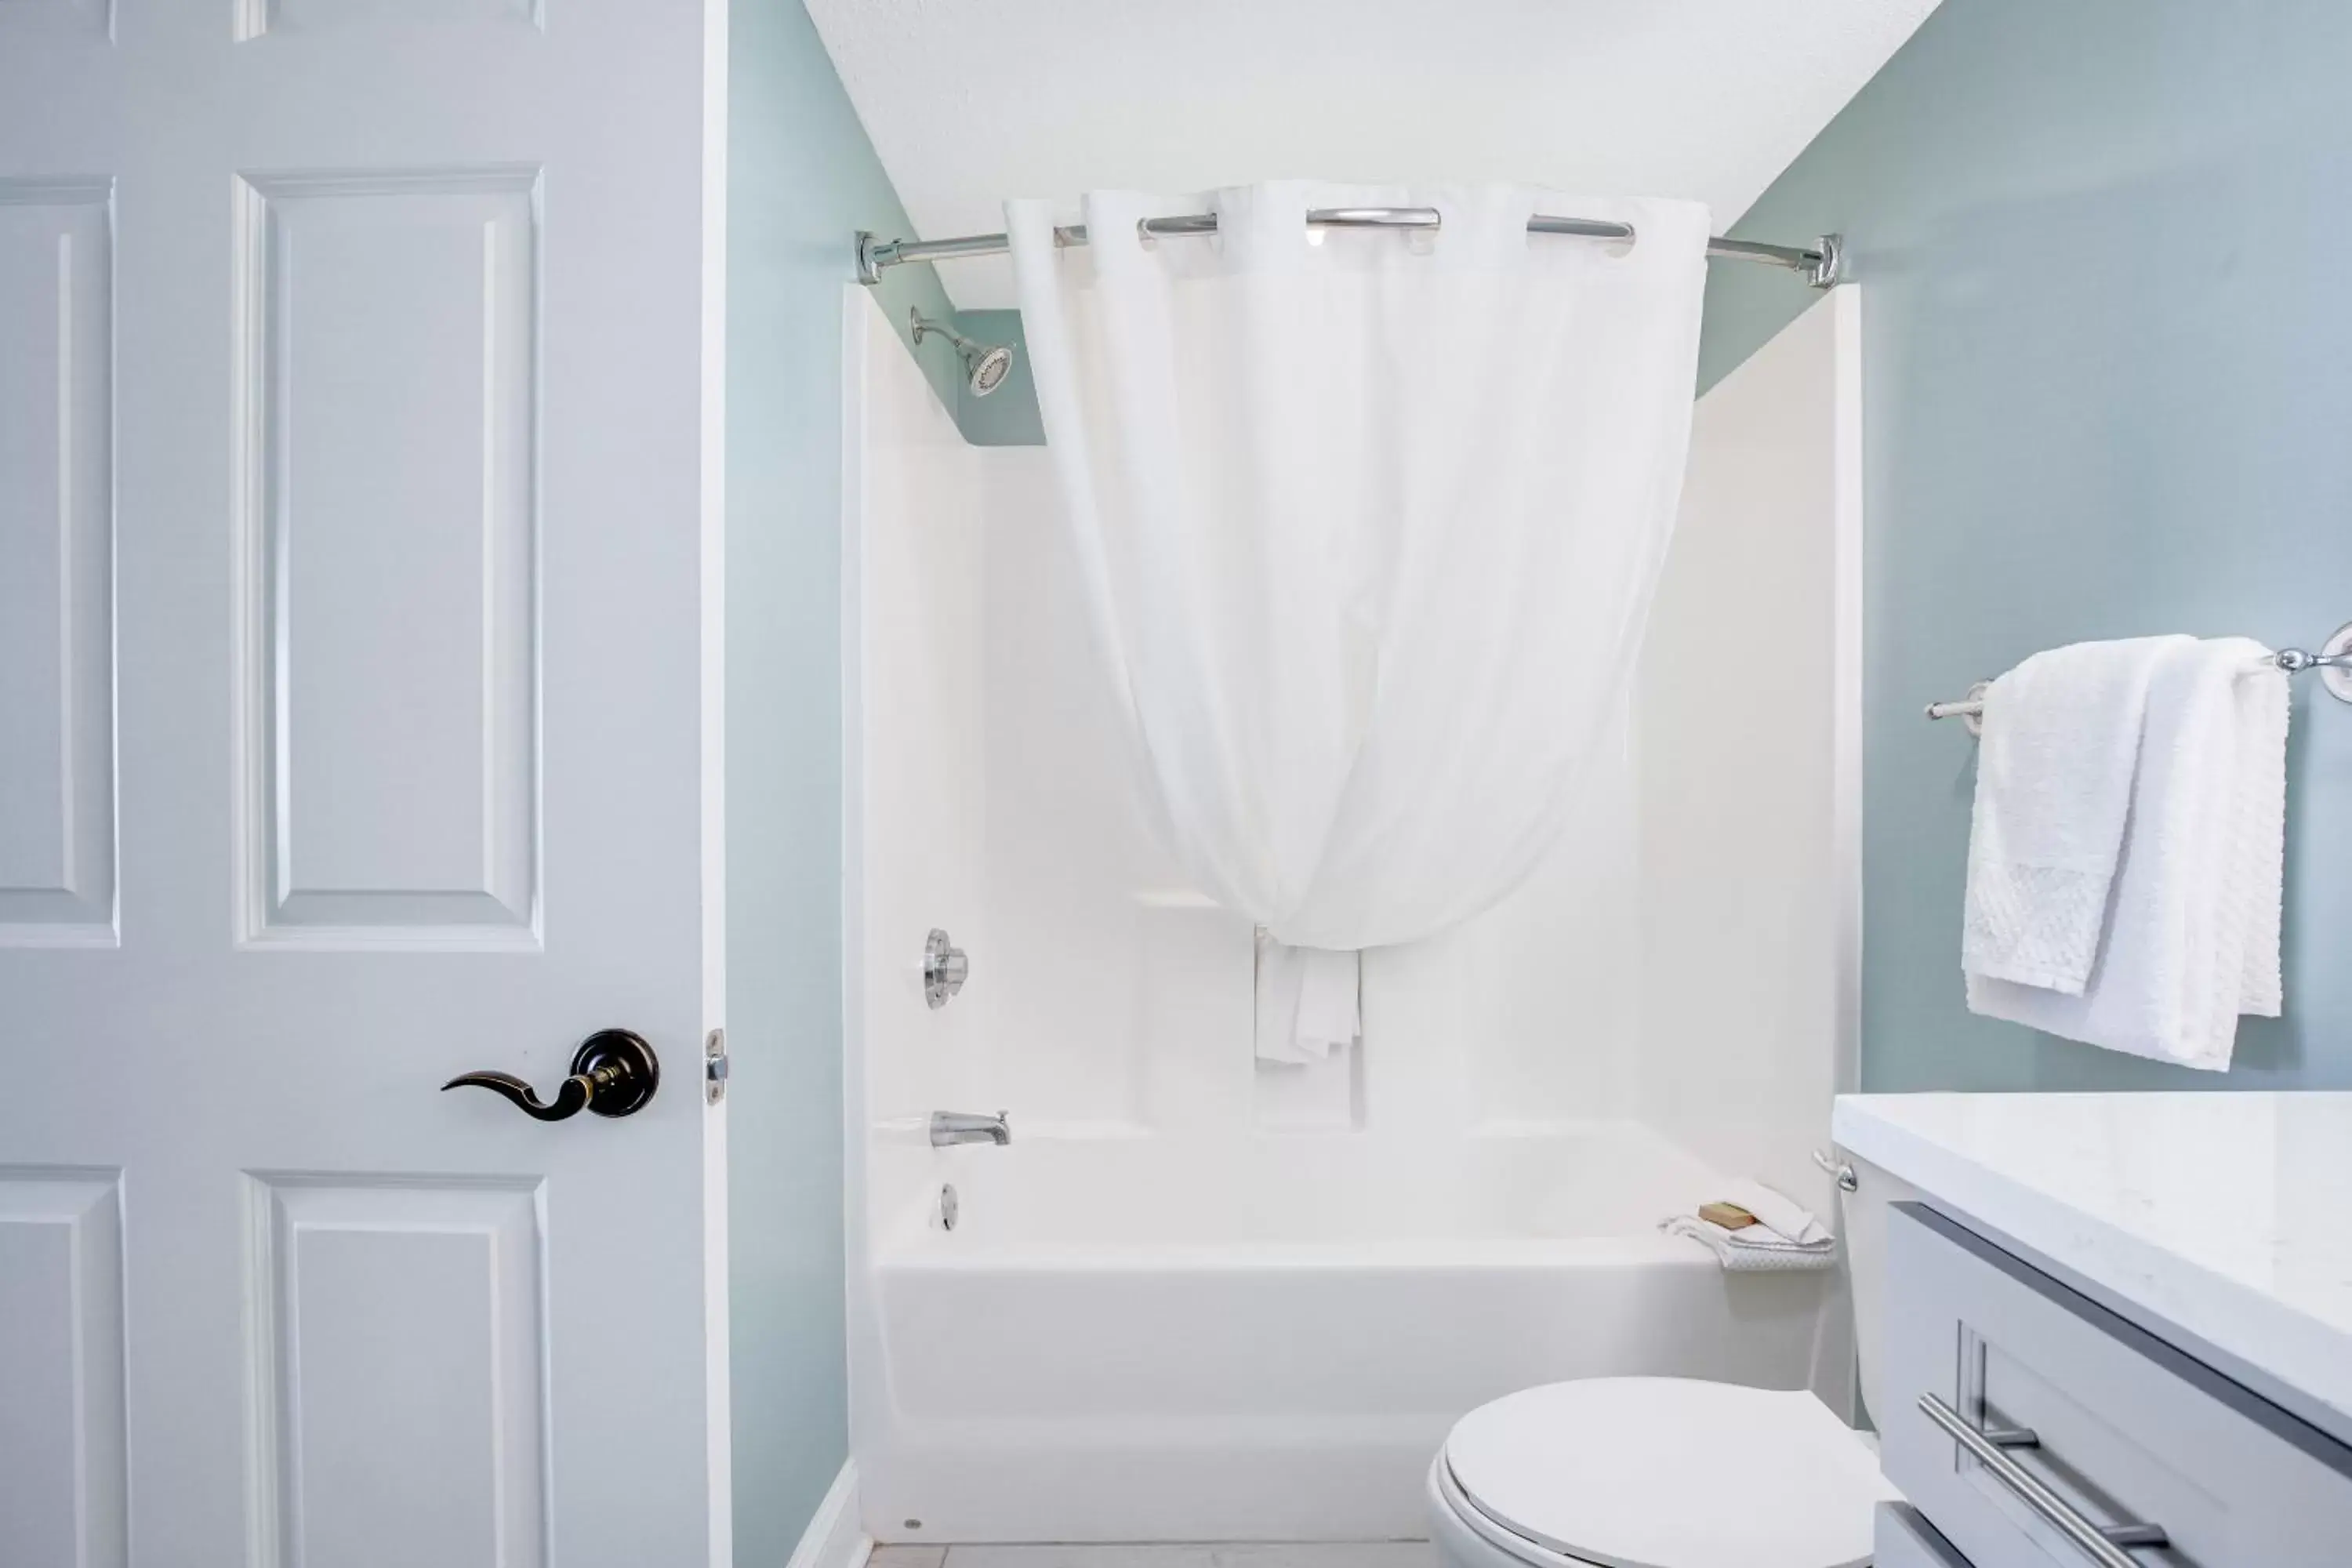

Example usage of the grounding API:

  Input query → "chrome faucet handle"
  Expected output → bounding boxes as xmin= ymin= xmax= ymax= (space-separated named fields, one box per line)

xmin=925 ymin=928 xmax=969 ymax=1008
xmin=1810 ymin=1148 xmax=1858 ymax=1192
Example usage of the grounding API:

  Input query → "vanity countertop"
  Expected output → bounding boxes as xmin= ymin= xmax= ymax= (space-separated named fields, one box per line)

xmin=1833 ymin=1091 xmax=2352 ymax=1443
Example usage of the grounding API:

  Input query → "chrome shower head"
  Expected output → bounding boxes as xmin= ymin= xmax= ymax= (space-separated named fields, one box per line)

xmin=964 ymin=341 xmax=1014 ymax=396
xmin=910 ymin=309 xmax=1017 ymax=398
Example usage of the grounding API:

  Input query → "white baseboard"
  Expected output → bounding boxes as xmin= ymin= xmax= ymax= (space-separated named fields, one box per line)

xmin=784 ymin=1460 xmax=870 ymax=1568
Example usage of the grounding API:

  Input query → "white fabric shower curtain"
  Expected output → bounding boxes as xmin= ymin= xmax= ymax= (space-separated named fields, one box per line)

xmin=1008 ymin=183 xmax=1709 ymax=1060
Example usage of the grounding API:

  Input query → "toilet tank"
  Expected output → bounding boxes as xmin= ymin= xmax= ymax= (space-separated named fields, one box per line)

xmin=1835 ymin=1148 xmax=1926 ymax=1432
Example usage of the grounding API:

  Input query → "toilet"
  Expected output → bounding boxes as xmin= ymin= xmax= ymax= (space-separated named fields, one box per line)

xmin=1427 ymin=1151 xmax=1912 ymax=1568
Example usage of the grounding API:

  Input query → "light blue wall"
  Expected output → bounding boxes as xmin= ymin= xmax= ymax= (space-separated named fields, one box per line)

xmin=1702 ymin=0 xmax=2352 ymax=1089
xmin=726 ymin=3 xmax=957 ymax=1560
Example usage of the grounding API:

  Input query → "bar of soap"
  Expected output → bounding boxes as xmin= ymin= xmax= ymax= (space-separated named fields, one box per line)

xmin=1698 ymin=1201 xmax=1759 ymax=1230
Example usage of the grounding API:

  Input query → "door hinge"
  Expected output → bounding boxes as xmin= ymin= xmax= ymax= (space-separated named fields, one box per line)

xmin=704 ymin=1028 xmax=729 ymax=1105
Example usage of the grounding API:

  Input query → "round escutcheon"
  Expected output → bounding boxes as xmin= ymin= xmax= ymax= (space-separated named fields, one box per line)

xmin=572 ymin=1028 xmax=661 ymax=1118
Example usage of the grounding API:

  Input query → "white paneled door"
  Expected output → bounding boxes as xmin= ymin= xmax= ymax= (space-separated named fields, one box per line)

xmin=0 ymin=5 xmax=728 ymax=1566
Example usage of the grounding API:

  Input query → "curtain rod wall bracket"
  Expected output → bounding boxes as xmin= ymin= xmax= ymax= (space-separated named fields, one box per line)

xmin=1808 ymin=232 xmax=1844 ymax=289
xmin=855 ymin=218 xmax=1847 ymax=289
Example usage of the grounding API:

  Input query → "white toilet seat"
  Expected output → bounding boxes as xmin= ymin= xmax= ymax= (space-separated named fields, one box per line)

xmin=1432 ymin=1377 xmax=1896 ymax=1568
xmin=1430 ymin=1450 xmax=1595 ymax=1566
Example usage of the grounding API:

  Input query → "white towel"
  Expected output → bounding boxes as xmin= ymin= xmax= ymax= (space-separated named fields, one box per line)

xmin=1663 ymin=1217 xmax=1840 ymax=1272
xmin=1963 ymin=637 xmax=2188 ymax=993
xmin=1967 ymin=638 xmax=2289 ymax=1070
xmin=1715 ymin=1177 xmax=1835 ymax=1246
xmin=1253 ymin=932 xmax=1361 ymax=1064
xmin=1662 ymin=1179 xmax=1838 ymax=1272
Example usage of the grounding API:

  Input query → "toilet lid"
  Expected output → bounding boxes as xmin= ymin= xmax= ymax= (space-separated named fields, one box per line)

xmin=1443 ymin=1378 xmax=1896 ymax=1568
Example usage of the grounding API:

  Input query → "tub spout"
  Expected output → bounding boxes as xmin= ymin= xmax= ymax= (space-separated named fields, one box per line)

xmin=931 ymin=1109 xmax=1011 ymax=1148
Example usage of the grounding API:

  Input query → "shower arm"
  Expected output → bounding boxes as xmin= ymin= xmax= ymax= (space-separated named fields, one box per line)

xmin=910 ymin=311 xmax=983 ymax=357
xmin=858 ymin=211 xmax=1842 ymax=289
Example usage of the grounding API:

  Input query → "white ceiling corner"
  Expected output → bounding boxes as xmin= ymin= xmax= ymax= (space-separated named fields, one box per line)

xmin=806 ymin=0 xmax=1940 ymax=310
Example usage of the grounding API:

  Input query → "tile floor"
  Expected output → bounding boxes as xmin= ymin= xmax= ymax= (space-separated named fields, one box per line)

xmin=869 ymin=1545 xmax=1437 ymax=1567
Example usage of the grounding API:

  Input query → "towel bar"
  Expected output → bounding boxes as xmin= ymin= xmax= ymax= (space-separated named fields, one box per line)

xmin=1929 ymin=620 xmax=2352 ymax=736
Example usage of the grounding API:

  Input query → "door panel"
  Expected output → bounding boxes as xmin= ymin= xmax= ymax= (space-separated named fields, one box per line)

xmin=247 ymin=1176 xmax=547 ymax=1568
xmin=0 ymin=0 xmax=110 ymax=40
xmin=247 ymin=0 xmax=541 ymax=42
xmin=0 ymin=4 xmax=722 ymax=1565
xmin=0 ymin=182 xmax=116 ymax=943
xmin=231 ymin=169 xmax=541 ymax=947
xmin=0 ymin=1170 xmax=129 ymax=1567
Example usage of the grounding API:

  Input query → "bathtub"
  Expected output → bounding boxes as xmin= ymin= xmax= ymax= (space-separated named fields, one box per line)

xmin=852 ymin=1120 xmax=1844 ymax=1544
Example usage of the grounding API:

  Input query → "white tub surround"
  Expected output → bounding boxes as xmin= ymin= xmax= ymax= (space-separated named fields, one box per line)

xmin=842 ymin=289 xmax=1866 ymax=1546
xmin=1833 ymin=1091 xmax=2352 ymax=1447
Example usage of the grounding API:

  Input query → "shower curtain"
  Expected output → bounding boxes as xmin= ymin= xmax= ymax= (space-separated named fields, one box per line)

xmin=1008 ymin=183 xmax=1709 ymax=1059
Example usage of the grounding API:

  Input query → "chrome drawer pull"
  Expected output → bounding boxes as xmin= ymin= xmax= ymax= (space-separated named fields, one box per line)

xmin=1918 ymin=1393 xmax=2171 ymax=1566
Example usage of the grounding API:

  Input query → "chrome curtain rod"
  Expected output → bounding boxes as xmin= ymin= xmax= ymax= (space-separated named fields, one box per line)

xmin=855 ymin=209 xmax=1843 ymax=289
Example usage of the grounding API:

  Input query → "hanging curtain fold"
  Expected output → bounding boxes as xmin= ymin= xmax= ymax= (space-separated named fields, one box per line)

xmin=1008 ymin=183 xmax=1708 ymax=1058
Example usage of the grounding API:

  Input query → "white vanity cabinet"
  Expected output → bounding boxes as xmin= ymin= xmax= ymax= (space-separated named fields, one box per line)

xmin=1875 ymin=1201 xmax=2352 ymax=1566
xmin=1833 ymin=1093 xmax=2352 ymax=1568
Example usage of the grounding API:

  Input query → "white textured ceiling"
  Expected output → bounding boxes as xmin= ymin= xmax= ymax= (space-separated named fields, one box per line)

xmin=807 ymin=0 xmax=1939 ymax=309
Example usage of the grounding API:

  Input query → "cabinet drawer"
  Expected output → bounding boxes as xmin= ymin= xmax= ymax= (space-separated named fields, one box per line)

xmin=1878 ymin=1503 xmax=1974 ymax=1567
xmin=1882 ymin=1202 xmax=2352 ymax=1567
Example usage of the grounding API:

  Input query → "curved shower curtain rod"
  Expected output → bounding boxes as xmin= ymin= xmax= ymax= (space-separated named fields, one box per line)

xmin=856 ymin=209 xmax=1842 ymax=289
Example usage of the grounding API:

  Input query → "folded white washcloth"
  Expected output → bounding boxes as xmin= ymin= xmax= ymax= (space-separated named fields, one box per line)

xmin=1967 ymin=638 xmax=2289 ymax=1070
xmin=1714 ymin=1177 xmax=1834 ymax=1246
xmin=1662 ymin=1216 xmax=1838 ymax=1272
xmin=1963 ymin=637 xmax=2188 ymax=994
xmin=1253 ymin=932 xmax=1361 ymax=1064
xmin=1661 ymin=1179 xmax=1838 ymax=1272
